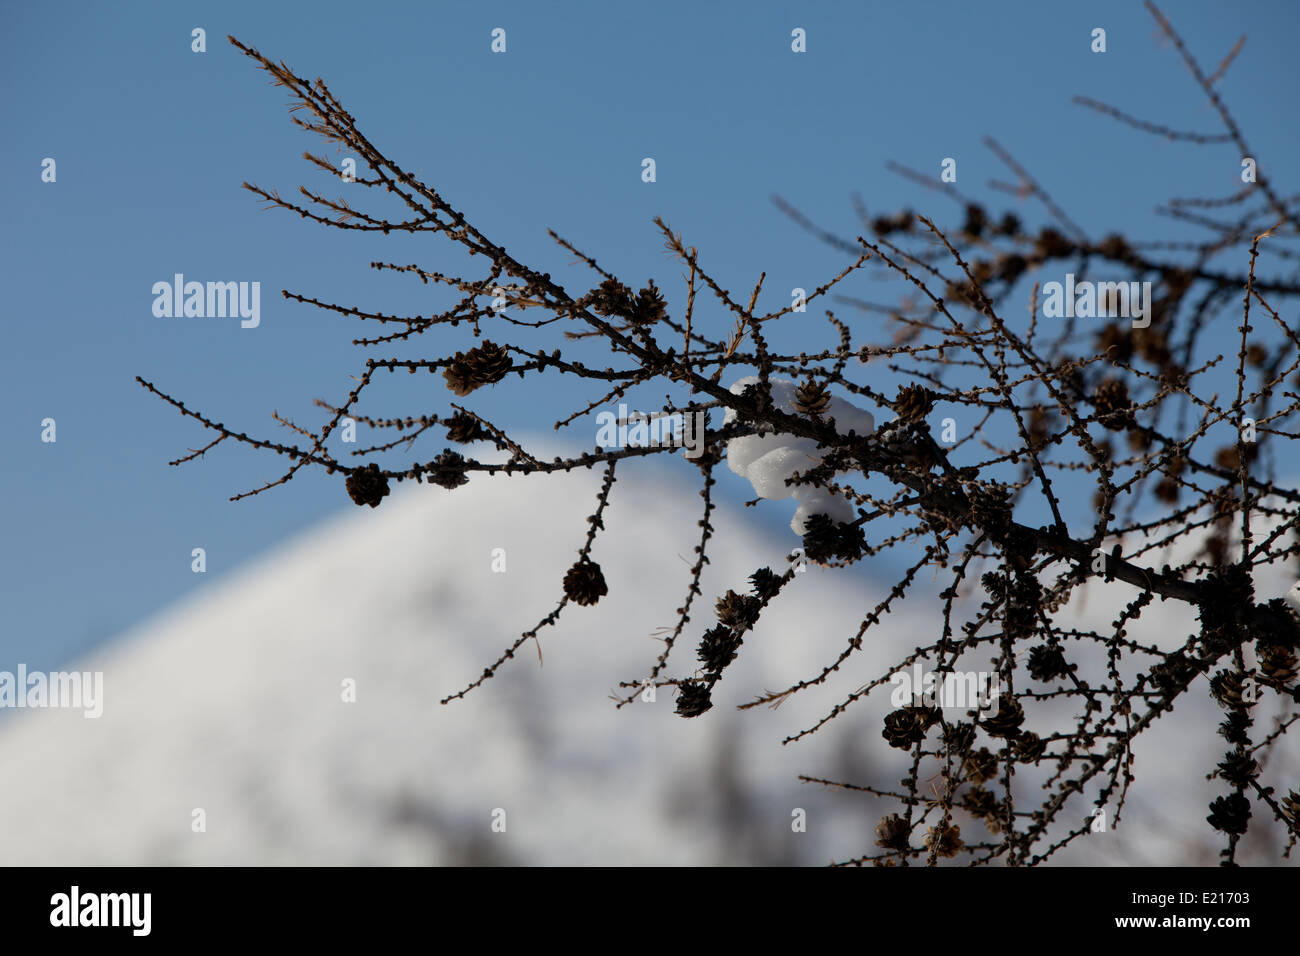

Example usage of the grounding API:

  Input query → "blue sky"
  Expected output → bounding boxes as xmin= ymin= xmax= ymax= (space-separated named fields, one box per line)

xmin=2 ymin=0 xmax=1297 ymax=671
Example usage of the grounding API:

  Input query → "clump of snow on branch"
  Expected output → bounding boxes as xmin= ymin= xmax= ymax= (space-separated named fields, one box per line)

xmin=724 ymin=376 xmax=875 ymax=536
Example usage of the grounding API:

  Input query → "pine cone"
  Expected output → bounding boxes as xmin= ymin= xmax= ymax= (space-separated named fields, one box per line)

xmin=894 ymin=385 xmax=935 ymax=424
xmin=442 ymin=341 xmax=512 ymax=396
xmin=793 ymin=379 xmax=831 ymax=417
xmin=715 ymin=590 xmax=760 ymax=630
xmin=1259 ymin=644 xmax=1298 ymax=688
xmin=344 ymin=463 xmax=390 ymax=509
xmin=1206 ymin=792 xmax=1251 ymax=835
xmin=562 ymin=558 xmax=608 ymax=607
xmin=874 ymin=814 xmax=911 ymax=851
xmin=1219 ymin=711 xmax=1251 ymax=747
xmin=995 ymin=212 xmax=1021 ymax=237
xmin=961 ymin=786 xmax=1008 ymax=833
xmin=1150 ymin=652 xmax=1198 ymax=694
xmin=1027 ymin=644 xmax=1071 ymax=682
xmin=882 ymin=706 xmax=938 ymax=750
xmin=697 ymin=624 xmax=741 ymax=674
xmin=675 ymin=679 xmax=713 ymax=718
xmin=1154 ymin=477 xmax=1180 ymax=504
xmin=749 ymin=567 xmax=784 ymax=601
xmin=924 ymin=822 xmax=963 ymax=859
xmin=1216 ymin=750 xmax=1258 ymax=789
xmin=943 ymin=721 xmax=976 ymax=752
xmin=1014 ymin=731 xmax=1047 ymax=762
xmin=1282 ymin=790 xmax=1300 ymax=825
xmin=801 ymin=513 xmax=865 ymax=563
xmin=970 ymin=484 xmax=1013 ymax=540
xmin=961 ymin=785 xmax=999 ymax=819
xmin=964 ymin=747 xmax=998 ymax=783
xmin=632 ymin=280 xmax=667 ymax=325
xmin=444 ymin=411 xmax=489 ymax=444
xmin=429 ymin=450 xmax=470 ymax=489
xmin=588 ymin=278 xmax=635 ymax=318
xmin=1209 ymin=669 xmax=1249 ymax=710
xmin=441 ymin=360 xmax=477 ymax=397
xmin=1092 ymin=378 xmax=1136 ymax=431
xmin=980 ymin=695 xmax=1024 ymax=738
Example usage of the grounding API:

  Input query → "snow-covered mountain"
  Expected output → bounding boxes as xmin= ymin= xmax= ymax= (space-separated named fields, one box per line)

xmin=0 ymin=454 xmax=1294 ymax=865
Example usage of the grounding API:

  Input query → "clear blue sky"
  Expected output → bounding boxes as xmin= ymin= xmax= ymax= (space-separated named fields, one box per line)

xmin=3 ymin=0 xmax=1297 ymax=671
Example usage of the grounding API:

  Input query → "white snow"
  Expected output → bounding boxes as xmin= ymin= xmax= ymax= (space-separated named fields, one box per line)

xmin=724 ymin=377 xmax=874 ymax=534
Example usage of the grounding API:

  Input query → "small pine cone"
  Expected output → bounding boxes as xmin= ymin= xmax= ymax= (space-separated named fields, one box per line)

xmin=430 ymin=450 xmax=470 ymax=490
xmin=749 ymin=567 xmax=784 ymax=601
xmin=1035 ymin=227 xmax=1075 ymax=260
xmin=1282 ymin=790 xmax=1300 ymax=825
xmin=883 ymin=423 xmax=942 ymax=471
xmin=464 ymin=341 xmax=511 ymax=386
xmin=632 ymin=280 xmax=667 ymax=325
xmin=1259 ymin=644 xmax=1298 ymax=688
xmin=964 ymin=747 xmax=998 ymax=783
xmin=995 ymin=212 xmax=1021 ymax=237
xmin=588 ymin=277 xmax=635 ymax=318
xmin=442 ymin=341 xmax=512 ymax=396
xmin=1027 ymin=644 xmax=1071 ymax=682
xmin=1209 ymin=669 xmax=1248 ymax=710
xmin=996 ymin=251 xmax=1027 ymax=282
xmin=344 ymin=463 xmax=390 ymax=509
xmin=882 ymin=706 xmax=938 ymax=750
xmin=1216 ymin=750 xmax=1258 ymax=789
xmin=1027 ymin=404 xmax=1052 ymax=451
xmin=675 ymin=679 xmax=713 ymax=718
xmin=961 ymin=785 xmax=999 ymax=819
xmin=715 ymin=590 xmax=761 ymax=630
xmin=970 ymin=484 xmax=1013 ymax=540
xmin=697 ymin=624 xmax=741 ymax=674
xmin=1219 ymin=711 xmax=1251 ymax=747
xmin=1205 ymin=534 xmax=1230 ymax=567
xmin=874 ymin=813 xmax=911 ymax=851
xmin=1096 ymin=323 xmax=1134 ymax=363
xmin=1098 ymin=233 xmax=1132 ymax=261
xmin=1014 ymin=731 xmax=1047 ymax=762
xmin=792 ymin=379 xmax=831 ymax=417
xmin=1206 ymin=792 xmax=1251 ymax=836
xmin=943 ymin=721 xmax=976 ymax=752
xmin=1150 ymin=652 xmax=1197 ymax=695
xmin=1215 ymin=444 xmax=1258 ymax=472
xmin=961 ymin=787 xmax=1007 ymax=834
xmin=924 ymin=822 xmax=963 ymax=859
xmin=1127 ymin=428 xmax=1153 ymax=452
xmin=442 ymin=359 xmax=478 ymax=397
xmin=1154 ymin=477 xmax=1180 ymax=504
xmin=1092 ymin=378 xmax=1136 ymax=431
xmin=444 ymin=411 xmax=489 ymax=444
xmin=1245 ymin=343 xmax=1269 ymax=368
xmin=981 ymin=695 xmax=1024 ymax=739
xmin=894 ymin=385 xmax=935 ymax=424
xmin=562 ymin=558 xmax=608 ymax=607
xmin=801 ymin=513 xmax=841 ymax=564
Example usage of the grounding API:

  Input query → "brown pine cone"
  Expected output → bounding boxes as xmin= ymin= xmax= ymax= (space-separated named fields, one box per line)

xmin=893 ymin=385 xmax=935 ymax=423
xmin=793 ymin=379 xmax=831 ymax=416
xmin=562 ymin=558 xmax=608 ymax=607
xmin=344 ymin=463 xmax=390 ymax=509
